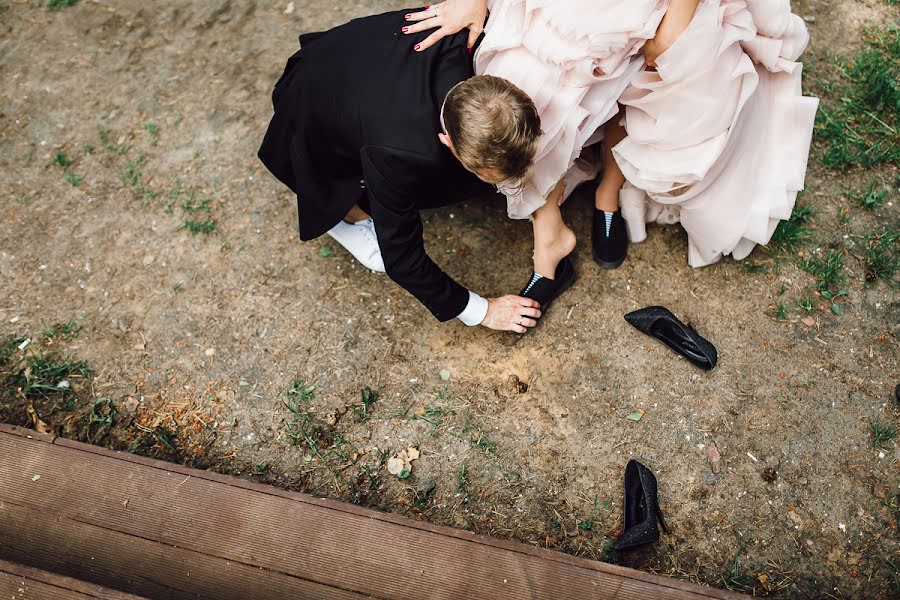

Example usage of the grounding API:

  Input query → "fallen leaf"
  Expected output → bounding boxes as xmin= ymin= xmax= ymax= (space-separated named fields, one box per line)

xmin=319 ymin=245 xmax=334 ymax=257
xmin=801 ymin=317 xmax=817 ymax=328
xmin=626 ymin=411 xmax=643 ymax=422
xmin=706 ymin=444 xmax=721 ymax=473
xmin=439 ymin=369 xmax=451 ymax=381
xmin=398 ymin=468 xmax=411 ymax=479
xmin=387 ymin=457 xmax=405 ymax=475
xmin=407 ymin=447 xmax=420 ymax=461
xmin=26 ymin=405 xmax=52 ymax=434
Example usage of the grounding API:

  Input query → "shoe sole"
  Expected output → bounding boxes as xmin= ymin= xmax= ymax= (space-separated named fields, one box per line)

xmin=592 ymin=249 xmax=627 ymax=269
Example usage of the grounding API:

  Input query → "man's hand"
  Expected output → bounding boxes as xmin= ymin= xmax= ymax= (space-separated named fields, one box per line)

xmin=403 ymin=0 xmax=488 ymax=53
xmin=481 ymin=295 xmax=542 ymax=334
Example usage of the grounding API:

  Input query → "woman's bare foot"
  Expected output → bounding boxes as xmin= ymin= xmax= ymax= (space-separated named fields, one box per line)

xmin=534 ymin=223 xmax=576 ymax=279
xmin=531 ymin=182 xmax=576 ymax=278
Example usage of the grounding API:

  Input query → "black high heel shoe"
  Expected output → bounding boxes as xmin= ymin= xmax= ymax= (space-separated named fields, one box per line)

xmin=613 ymin=460 xmax=669 ymax=551
xmin=624 ymin=306 xmax=717 ymax=370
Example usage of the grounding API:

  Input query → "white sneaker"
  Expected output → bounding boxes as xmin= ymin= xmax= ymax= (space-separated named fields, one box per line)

xmin=326 ymin=218 xmax=386 ymax=272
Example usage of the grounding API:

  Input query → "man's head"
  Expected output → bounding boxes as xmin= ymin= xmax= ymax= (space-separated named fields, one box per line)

xmin=439 ymin=75 xmax=542 ymax=190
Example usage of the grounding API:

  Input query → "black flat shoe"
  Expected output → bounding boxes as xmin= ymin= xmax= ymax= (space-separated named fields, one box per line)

xmin=519 ymin=254 xmax=577 ymax=313
xmin=592 ymin=209 xmax=628 ymax=269
xmin=613 ymin=460 xmax=669 ymax=551
xmin=624 ymin=306 xmax=717 ymax=370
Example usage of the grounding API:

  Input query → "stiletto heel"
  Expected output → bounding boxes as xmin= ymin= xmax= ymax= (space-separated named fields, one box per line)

xmin=655 ymin=504 xmax=669 ymax=534
xmin=613 ymin=460 xmax=669 ymax=550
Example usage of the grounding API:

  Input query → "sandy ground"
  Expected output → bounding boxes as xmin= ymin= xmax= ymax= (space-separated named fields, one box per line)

xmin=1 ymin=0 xmax=898 ymax=597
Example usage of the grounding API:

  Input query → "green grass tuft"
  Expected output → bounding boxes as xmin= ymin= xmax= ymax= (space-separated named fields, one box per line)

xmin=812 ymin=25 xmax=899 ymax=170
xmin=770 ymin=203 xmax=814 ymax=253
xmin=860 ymin=229 xmax=899 ymax=284
xmin=48 ymin=0 xmax=78 ymax=10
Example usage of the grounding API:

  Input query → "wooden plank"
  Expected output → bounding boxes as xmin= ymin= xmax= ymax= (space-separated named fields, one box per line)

xmin=0 ymin=558 xmax=147 ymax=599
xmin=0 ymin=502 xmax=373 ymax=600
xmin=0 ymin=426 xmax=744 ymax=600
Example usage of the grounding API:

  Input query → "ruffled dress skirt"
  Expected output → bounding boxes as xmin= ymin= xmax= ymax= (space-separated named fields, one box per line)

xmin=475 ymin=0 xmax=819 ymax=267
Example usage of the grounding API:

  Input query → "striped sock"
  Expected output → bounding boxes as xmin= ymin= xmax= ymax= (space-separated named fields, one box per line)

xmin=603 ymin=211 xmax=614 ymax=237
xmin=522 ymin=273 xmax=544 ymax=295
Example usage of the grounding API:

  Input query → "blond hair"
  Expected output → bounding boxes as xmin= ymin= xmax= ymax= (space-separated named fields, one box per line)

xmin=443 ymin=75 xmax=542 ymax=190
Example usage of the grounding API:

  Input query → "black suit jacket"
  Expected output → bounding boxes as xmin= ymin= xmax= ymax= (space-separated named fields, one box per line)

xmin=258 ymin=9 xmax=492 ymax=321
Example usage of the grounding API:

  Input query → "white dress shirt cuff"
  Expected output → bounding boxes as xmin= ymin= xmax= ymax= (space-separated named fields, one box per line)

xmin=457 ymin=291 xmax=489 ymax=326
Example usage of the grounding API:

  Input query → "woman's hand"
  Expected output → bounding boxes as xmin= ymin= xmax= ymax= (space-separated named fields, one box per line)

xmin=403 ymin=0 xmax=488 ymax=53
xmin=481 ymin=296 xmax=542 ymax=334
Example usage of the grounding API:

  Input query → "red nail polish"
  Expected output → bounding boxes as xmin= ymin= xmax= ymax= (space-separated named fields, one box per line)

xmin=467 ymin=46 xmax=473 ymax=54
xmin=405 ymin=14 xmax=411 ymax=19
xmin=414 ymin=44 xmax=421 ymax=51
xmin=402 ymin=26 xmax=408 ymax=32
xmin=424 ymin=5 xmax=430 ymax=9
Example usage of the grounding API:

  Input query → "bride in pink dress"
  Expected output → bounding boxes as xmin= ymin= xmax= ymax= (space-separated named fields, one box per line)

xmin=404 ymin=0 xmax=818 ymax=296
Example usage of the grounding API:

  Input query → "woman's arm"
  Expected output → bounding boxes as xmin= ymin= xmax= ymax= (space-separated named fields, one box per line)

xmin=402 ymin=0 xmax=488 ymax=52
xmin=642 ymin=0 xmax=701 ymax=67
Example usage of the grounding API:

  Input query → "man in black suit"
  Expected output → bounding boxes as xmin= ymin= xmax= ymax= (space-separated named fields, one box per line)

xmin=259 ymin=9 xmax=544 ymax=333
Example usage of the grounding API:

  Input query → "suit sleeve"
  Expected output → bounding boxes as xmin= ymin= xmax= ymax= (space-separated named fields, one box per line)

xmin=361 ymin=146 xmax=470 ymax=322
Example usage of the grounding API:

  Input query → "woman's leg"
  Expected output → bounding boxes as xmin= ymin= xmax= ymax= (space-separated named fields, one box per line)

xmin=531 ymin=180 xmax=576 ymax=278
xmin=591 ymin=115 xmax=630 ymax=268
xmin=595 ymin=117 xmax=627 ymax=212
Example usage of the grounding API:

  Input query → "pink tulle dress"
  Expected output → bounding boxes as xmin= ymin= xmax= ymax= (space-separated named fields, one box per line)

xmin=475 ymin=0 xmax=819 ymax=267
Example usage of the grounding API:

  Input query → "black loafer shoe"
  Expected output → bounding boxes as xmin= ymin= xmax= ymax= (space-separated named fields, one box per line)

xmin=592 ymin=209 xmax=628 ymax=269
xmin=624 ymin=306 xmax=717 ymax=370
xmin=519 ymin=254 xmax=578 ymax=313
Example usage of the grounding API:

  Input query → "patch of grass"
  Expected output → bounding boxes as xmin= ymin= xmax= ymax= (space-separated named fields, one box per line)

xmin=870 ymin=417 xmax=897 ymax=448
xmin=119 ymin=155 xmax=145 ymax=187
xmin=413 ymin=403 xmax=456 ymax=436
xmin=470 ymin=431 xmax=497 ymax=454
xmin=455 ymin=462 xmax=469 ymax=493
xmin=82 ymin=143 xmax=94 ymax=154
xmin=181 ymin=195 xmax=211 ymax=215
xmin=352 ymin=386 xmax=378 ymax=423
xmin=802 ymin=249 xmax=845 ymax=292
xmin=797 ymin=295 xmax=814 ymax=313
xmin=52 ymin=150 xmax=74 ymax=169
xmin=64 ymin=172 xmax=84 ymax=187
xmin=42 ymin=320 xmax=81 ymax=341
xmin=10 ymin=354 xmax=91 ymax=397
xmin=98 ymin=126 xmax=131 ymax=155
xmin=80 ymin=396 xmax=116 ymax=443
xmin=182 ymin=218 xmax=217 ymax=236
xmin=769 ymin=204 xmax=813 ymax=253
xmin=859 ymin=229 xmax=899 ymax=284
xmin=771 ymin=304 xmax=789 ymax=322
xmin=142 ymin=121 xmax=160 ymax=145
xmin=848 ymin=178 xmax=891 ymax=210
xmin=48 ymin=0 xmax=78 ymax=10
xmin=813 ymin=25 xmax=899 ymax=170
xmin=739 ymin=261 xmax=768 ymax=275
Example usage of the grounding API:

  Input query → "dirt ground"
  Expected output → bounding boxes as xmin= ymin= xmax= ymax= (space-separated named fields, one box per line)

xmin=1 ymin=0 xmax=898 ymax=597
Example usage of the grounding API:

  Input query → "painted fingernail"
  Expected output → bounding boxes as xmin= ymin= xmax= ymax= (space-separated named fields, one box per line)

xmin=402 ymin=26 xmax=408 ymax=32
xmin=405 ymin=14 xmax=411 ymax=19
xmin=467 ymin=45 xmax=473 ymax=54
xmin=414 ymin=44 xmax=421 ymax=51
xmin=424 ymin=5 xmax=430 ymax=9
